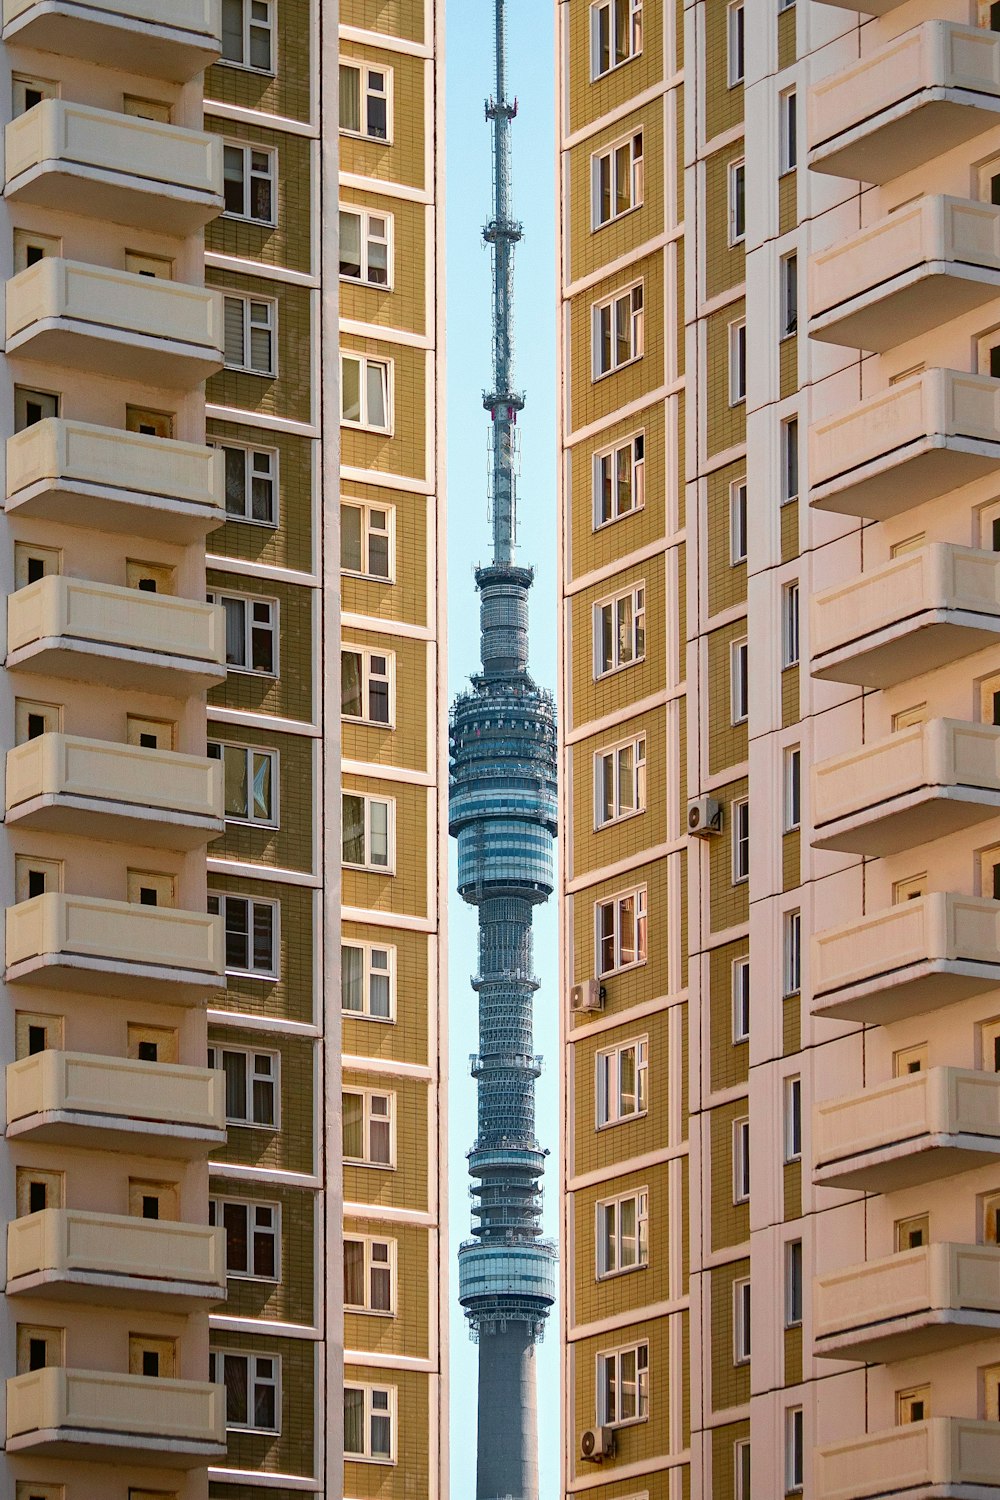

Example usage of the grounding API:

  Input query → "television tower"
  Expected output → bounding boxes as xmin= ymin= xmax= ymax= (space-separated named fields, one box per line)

xmin=448 ymin=1 xmax=558 ymax=1496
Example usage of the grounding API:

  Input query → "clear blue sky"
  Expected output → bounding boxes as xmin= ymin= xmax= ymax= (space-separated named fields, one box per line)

xmin=444 ymin=2 xmax=560 ymax=1495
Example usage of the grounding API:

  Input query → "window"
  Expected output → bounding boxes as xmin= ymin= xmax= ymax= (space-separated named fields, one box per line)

xmin=729 ymin=158 xmax=746 ymax=244
xmin=209 ymin=1198 xmax=279 ymax=1280
xmin=209 ymin=591 xmax=277 ymax=675
xmin=220 ymin=0 xmax=274 ymax=72
xmin=895 ymin=1213 xmax=929 ymax=1252
xmin=784 ymin=1076 xmax=802 ymax=1162
xmin=208 ymin=743 xmax=277 ymax=826
xmin=596 ymin=887 xmax=648 ymax=976
xmin=783 ymin=909 xmax=801 ymax=997
xmin=339 ymin=62 xmax=391 ymax=141
xmin=597 ymin=1342 xmax=649 ymax=1427
xmin=780 ymin=90 xmax=798 ymax=172
xmin=985 ymin=1363 xmax=1000 ymax=1421
xmin=593 ymin=283 xmax=644 ymax=378
xmin=894 ymin=1042 xmax=928 ymax=1077
xmin=593 ymin=132 xmax=644 ymax=228
xmin=342 ymin=647 xmax=393 ymax=726
xmin=732 ymin=956 xmax=750 ymax=1043
xmin=786 ymin=1239 xmax=803 ymax=1327
xmin=596 ymin=734 xmax=646 ymax=826
xmin=596 ymin=584 xmax=645 ymax=675
xmin=344 ymin=1234 xmax=395 ymax=1313
xmin=340 ymin=206 xmax=392 ymax=287
xmin=781 ymin=416 xmax=799 ymax=503
xmin=731 ymin=637 xmax=748 ymax=725
xmin=784 ymin=746 xmax=801 ymax=832
xmin=596 ymin=1037 xmax=648 ymax=1126
xmin=343 ymin=1088 xmax=394 ymax=1166
xmin=342 ymin=941 xmax=395 ymax=1021
xmin=733 ymin=1116 xmax=750 ymax=1202
xmin=13 ymin=229 xmax=59 ymax=273
xmin=342 ymin=352 xmax=391 ymax=431
xmin=210 ymin=1350 xmax=279 ymax=1432
xmin=594 ymin=432 xmax=645 ymax=525
xmin=341 ymin=500 xmax=392 ymax=579
xmin=344 ymin=1382 xmax=396 ymax=1462
xmin=342 ymin=791 xmax=394 ymax=872
xmin=208 ymin=893 xmax=278 ymax=978
xmin=14 ymin=387 xmax=58 ymax=431
xmin=13 ymin=75 xmax=56 ymax=115
xmin=730 ymin=479 xmax=748 ymax=564
xmin=782 ymin=580 xmax=800 ymax=666
xmin=591 ymin=0 xmax=643 ymax=77
xmin=729 ymin=318 xmax=747 ymax=404
xmin=897 ymin=1385 xmax=931 ymax=1424
xmin=208 ymin=1046 xmax=278 ymax=1126
xmin=728 ymin=0 xmax=745 ymax=84
xmin=733 ymin=1276 xmax=751 ymax=1363
xmin=735 ymin=1438 xmax=751 ymax=1500
xmin=781 ymin=252 xmax=798 ymax=337
xmin=223 ymin=294 xmax=275 ymax=376
xmin=223 ymin=143 xmax=274 ymax=224
xmin=596 ymin=1189 xmax=648 ymax=1276
xmin=786 ymin=1407 xmax=804 ymax=1492
xmin=732 ymin=798 xmax=750 ymax=883
xmin=218 ymin=443 xmax=277 ymax=525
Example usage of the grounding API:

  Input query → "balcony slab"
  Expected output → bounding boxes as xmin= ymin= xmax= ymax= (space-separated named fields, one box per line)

xmin=2 ymin=0 xmax=222 ymax=82
xmin=816 ymin=1419 xmax=1000 ymax=1499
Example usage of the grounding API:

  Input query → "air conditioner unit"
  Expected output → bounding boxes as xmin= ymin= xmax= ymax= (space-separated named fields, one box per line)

xmin=580 ymin=1426 xmax=615 ymax=1462
xmin=570 ymin=979 xmax=605 ymax=1013
xmin=687 ymin=795 xmax=723 ymax=838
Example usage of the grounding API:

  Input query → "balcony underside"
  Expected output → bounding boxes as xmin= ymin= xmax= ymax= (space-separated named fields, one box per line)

xmin=811 ymin=611 xmax=1000 ymax=689
xmin=6 ymin=476 xmax=223 ymax=543
xmin=810 ymin=91 xmax=1000 ymax=184
xmin=811 ymin=264 xmax=1000 ymax=353
xmin=812 ymin=959 xmax=1000 ymax=1025
xmin=2 ymin=3 xmax=221 ymax=82
xmin=5 ymin=318 xmax=222 ymax=386
xmin=5 ymin=637 xmax=224 ymax=694
xmin=5 ymin=1428 xmax=225 ymax=1466
xmin=815 ymin=1133 xmax=1000 ymax=1192
xmin=5 ymin=1107 xmax=224 ymax=1157
xmin=811 ymin=436 xmax=1000 ymax=520
xmin=813 ymin=785 xmax=1000 ymax=856
xmin=816 ymin=1308 xmax=1000 ymax=1363
xmin=5 ymin=1266 xmax=224 ymax=1311
xmin=5 ymin=792 xmax=223 ymax=850
xmin=5 ymin=160 xmax=220 ymax=234
xmin=4 ymin=951 xmax=219 ymax=1003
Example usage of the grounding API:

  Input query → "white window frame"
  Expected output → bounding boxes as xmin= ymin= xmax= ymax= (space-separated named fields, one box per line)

xmin=596 ymin=1340 xmax=649 ymax=1428
xmin=595 ymin=733 xmax=646 ymax=828
xmin=784 ymin=745 xmax=801 ymax=832
xmin=343 ymin=1086 xmax=395 ymax=1168
xmin=729 ymin=318 xmax=747 ymax=405
xmin=729 ymin=479 xmax=747 ymax=564
xmin=731 ymin=637 xmax=748 ymax=725
xmin=590 ymin=0 xmax=643 ymax=79
xmin=339 ymin=60 xmax=393 ymax=143
xmin=222 ymin=141 xmax=276 ymax=225
xmin=342 ymin=790 xmax=395 ymax=874
xmin=208 ymin=1044 xmax=280 ymax=1128
xmin=594 ymin=432 xmax=645 ymax=527
xmin=728 ymin=158 xmax=746 ymax=245
xmin=782 ymin=416 xmax=799 ymax=504
xmin=223 ymin=292 xmax=276 ymax=376
xmin=593 ymin=282 xmax=644 ymax=379
xmin=781 ymin=251 xmax=798 ymax=338
xmin=341 ymin=351 xmax=393 ymax=433
xmin=208 ymin=741 xmax=278 ymax=828
xmin=780 ymin=88 xmax=798 ymax=173
xmin=733 ymin=1115 xmax=750 ymax=1203
xmin=595 ymin=1036 xmax=648 ymax=1127
xmin=216 ymin=440 xmax=278 ymax=527
xmin=596 ymin=1188 xmax=648 ymax=1277
xmin=733 ymin=1276 xmax=751 ymax=1364
xmin=592 ymin=130 xmax=644 ymax=229
xmin=342 ymin=939 xmax=396 ymax=1022
xmin=209 ymin=1196 xmax=280 ymax=1282
xmin=727 ymin=0 xmax=745 ymax=85
xmin=785 ymin=1238 xmax=803 ymax=1328
xmin=341 ymin=498 xmax=394 ymax=581
xmin=735 ymin=1437 xmax=751 ymax=1500
xmin=786 ymin=1406 xmax=804 ymax=1493
xmin=344 ymin=1381 xmax=397 ymax=1464
xmin=208 ymin=892 xmax=279 ymax=980
xmin=209 ymin=590 xmax=279 ymax=677
xmin=595 ymin=583 xmax=645 ymax=677
xmin=732 ymin=797 xmax=750 ymax=884
xmin=220 ymin=0 xmax=275 ymax=74
xmin=339 ymin=203 xmax=393 ymax=289
xmin=595 ymin=885 xmax=648 ymax=978
xmin=732 ymin=955 xmax=750 ymax=1043
xmin=783 ymin=908 xmax=802 ymax=998
xmin=344 ymin=1232 xmax=396 ymax=1314
xmin=210 ymin=1349 xmax=280 ymax=1433
xmin=782 ymin=579 xmax=800 ymax=666
xmin=341 ymin=645 xmax=395 ymax=728
xmin=784 ymin=1076 xmax=802 ymax=1163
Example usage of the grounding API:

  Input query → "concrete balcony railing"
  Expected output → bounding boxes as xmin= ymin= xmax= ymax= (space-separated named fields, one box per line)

xmin=6 ymin=1366 xmax=226 ymax=1465
xmin=2 ymin=0 xmax=222 ymax=83
xmin=810 ymin=369 xmax=1000 ymax=520
xmin=6 ymin=1049 xmax=225 ymax=1157
xmin=809 ymin=22 xmax=1000 ymax=184
xmin=810 ymin=197 xmax=1000 ymax=352
xmin=814 ymin=1068 xmax=1000 ymax=1192
xmin=812 ymin=719 xmax=1000 ymax=856
xmin=815 ymin=1242 xmax=1000 ymax=1362
xmin=811 ymin=545 xmax=1000 ymax=689
xmin=811 ymin=893 xmax=1000 ymax=1024
xmin=7 ymin=1209 xmax=226 ymax=1309
xmin=5 ymin=733 xmax=223 ymax=849
xmin=5 ymin=892 xmax=224 ymax=1002
xmin=5 ymin=258 xmax=223 ymax=386
xmin=816 ymin=1420 xmax=1000 ymax=1500
xmin=6 ymin=418 xmax=225 ymax=542
xmin=4 ymin=99 xmax=222 ymax=232
xmin=7 ymin=575 xmax=226 ymax=694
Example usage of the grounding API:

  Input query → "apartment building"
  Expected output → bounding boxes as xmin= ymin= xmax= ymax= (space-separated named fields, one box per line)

xmin=558 ymin=0 xmax=1000 ymax=1494
xmin=0 ymin=3 xmax=447 ymax=1500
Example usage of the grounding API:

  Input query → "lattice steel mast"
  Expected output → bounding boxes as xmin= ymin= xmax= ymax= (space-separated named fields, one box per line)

xmin=448 ymin=2 xmax=557 ymax=1495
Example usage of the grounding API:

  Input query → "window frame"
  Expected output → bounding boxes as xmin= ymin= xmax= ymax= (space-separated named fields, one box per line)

xmin=783 ymin=908 xmax=801 ymax=998
xmin=222 ymin=292 xmax=276 ymax=377
xmin=207 ymin=891 xmax=279 ymax=980
xmin=341 ymin=644 xmax=395 ymax=728
xmin=732 ymin=797 xmax=750 ymax=884
xmin=209 ymin=1195 xmax=280 ymax=1283
xmin=733 ymin=1115 xmax=750 ymax=1203
xmin=592 ymin=281 xmax=644 ymax=380
xmin=207 ymin=741 xmax=279 ymax=828
xmin=728 ymin=157 xmax=746 ymax=245
xmin=781 ymin=251 xmax=798 ymax=338
xmin=595 ymin=583 xmax=646 ymax=677
xmin=592 ymin=130 xmax=644 ymax=230
xmin=786 ymin=1406 xmax=804 ymax=1493
xmin=781 ymin=415 xmax=800 ymax=504
xmin=730 ymin=637 xmax=749 ymax=725
xmin=784 ymin=745 xmax=801 ymax=832
xmin=590 ymin=0 xmax=644 ymax=79
xmin=784 ymin=1076 xmax=802 ymax=1163
xmin=595 ymin=1036 xmax=649 ymax=1128
xmin=785 ymin=1238 xmax=803 ymax=1328
xmin=595 ymin=732 xmax=647 ymax=828
xmin=733 ymin=1275 xmax=751 ymax=1364
xmin=732 ymin=955 xmax=750 ymax=1043
xmin=735 ymin=1436 xmax=751 ymax=1500
xmin=594 ymin=432 xmax=645 ymax=528
xmin=338 ymin=60 xmax=393 ymax=144
xmin=340 ymin=498 xmax=394 ymax=582
xmin=219 ymin=0 xmax=275 ymax=74
xmin=215 ymin=439 xmax=279 ymax=528
xmin=344 ymin=1380 xmax=397 ymax=1464
xmin=210 ymin=1348 xmax=280 ymax=1434
xmin=729 ymin=479 xmax=748 ymax=564
xmin=342 ymin=790 xmax=396 ymax=874
xmin=595 ymin=885 xmax=648 ymax=978
xmin=596 ymin=1340 xmax=649 ymax=1429
xmin=341 ymin=939 xmax=396 ymax=1023
xmin=208 ymin=1043 xmax=280 ymax=1128
xmin=339 ymin=203 xmax=394 ymax=289
xmin=728 ymin=317 xmax=747 ymax=405
xmin=595 ymin=1187 xmax=649 ymax=1278
xmin=343 ymin=1232 xmax=396 ymax=1315
xmin=780 ymin=88 xmax=798 ymax=173
xmin=727 ymin=0 xmax=745 ymax=85
xmin=222 ymin=140 xmax=276 ymax=226
xmin=341 ymin=351 xmax=393 ymax=433
xmin=209 ymin=589 xmax=279 ymax=677
xmin=782 ymin=579 xmax=800 ymax=666
xmin=342 ymin=1086 xmax=396 ymax=1168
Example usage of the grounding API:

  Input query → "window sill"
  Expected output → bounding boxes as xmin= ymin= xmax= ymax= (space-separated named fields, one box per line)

xmin=339 ymin=128 xmax=393 ymax=147
xmin=226 ymin=1272 xmax=279 ymax=1285
xmin=223 ymin=365 xmax=277 ymax=380
xmin=592 ymin=202 xmax=642 ymax=235
xmin=221 ymin=969 xmax=279 ymax=983
xmin=601 ymin=1415 xmax=648 ymax=1432
xmin=341 ymin=419 xmax=394 ymax=438
xmin=222 ymin=212 xmax=278 ymax=230
xmin=340 ymin=272 xmax=395 ymax=292
xmin=346 ymin=1305 xmax=396 ymax=1318
xmin=596 ymin=1110 xmax=648 ymax=1133
xmin=342 ymin=714 xmax=395 ymax=731
xmin=343 ymin=1157 xmax=395 ymax=1171
xmin=225 ymin=1120 xmax=279 ymax=1131
xmin=215 ymin=60 xmax=276 ymax=77
xmin=342 ymin=862 xmax=395 ymax=877
xmin=593 ymin=353 xmax=642 ymax=384
xmin=594 ymin=656 xmax=645 ymax=683
xmin=341 ymin=569 xmax=395 ymax=586
xmin=341 ymin=1008 xmax=396 ymax=1025
xmin=591 ymin=53 xmax=641 ymax=85
xmin=597 ymin=959 xmax=647 ymax=982
xmin=595 ymin=806 xmax=646 ymax=833
xmin=596 ymin=1262 xmax=648 ymax=1282
xmin=593 ymin=501 xmax=644 ymax=533
xmin=346 ymin=1455 xmax=396 ymax=1467
xmin=220 ymin=515 xmax=279 ymax=531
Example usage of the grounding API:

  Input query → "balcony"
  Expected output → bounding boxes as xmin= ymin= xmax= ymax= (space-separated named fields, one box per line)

xmin=4 ymin=99 xmax=222 ymax=233
xmin=2 ymin=0 xmax=222 ymax=83
xmin=811 ymin=545 xmax=1000 ymax=689
xmin=815 ymin=1242 xmax=1000 ymax=1361
xmin=812 ymin=719 xmax=1000 ymax=856
xmin=5 ymin=892 xmax=224 ymax=1002
xmin=814 ymin=1068 xmax=1000 ymax=1191
xmin=810 ymin=197 xmax=1000 ymax=352
xmin=6 ymin=1366 xmax=225 ymax=1464
xmin=5 ymin=259 xmax=223 ymax=386
xmin=810 ymin=0 xmax=906 ymax=17
xmin=816 ymin=1420 xmax=1000 ymax=1500
xmin=809 ymin=22 xmax=1000 ymax=184
xmin=6 ymin=1049 xmax=225 ymax=1157
xmin=6 ymin=733 xmax=223 ymax=849
xmin=811 ymin=893 xmax=1000 ymax=1024
xmin=6 ymin=418 xmax=225 ymax=542
xmin=7 ymin=575 xmax=226 ymax=693
xmin=7 ymin=1209 xmax=226 ymax=1309
xmin=810 ymin=369 xmax=1000 ymax=520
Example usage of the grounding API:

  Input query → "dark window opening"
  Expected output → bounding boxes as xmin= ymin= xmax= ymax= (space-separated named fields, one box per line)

xmin=28 ymin=1338 xmax=46 ymax=1371
xmin=142 ymin=1195 xmax=159 ymax=1220
xmin=138 ymin=1040 xmax=158 ymax=1062
xmin=28 ymin=1025 xmax=46 ymax=1055
xmin=27 ymin=713 xmax=45 ymax=740
xmin=142 ymin=1350 xmax=159 ymax=1377
xmin=28 ymin=1181 xmax=47 ymax=1213
xmin=27 ymin=870 xmax=45 ymax=899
